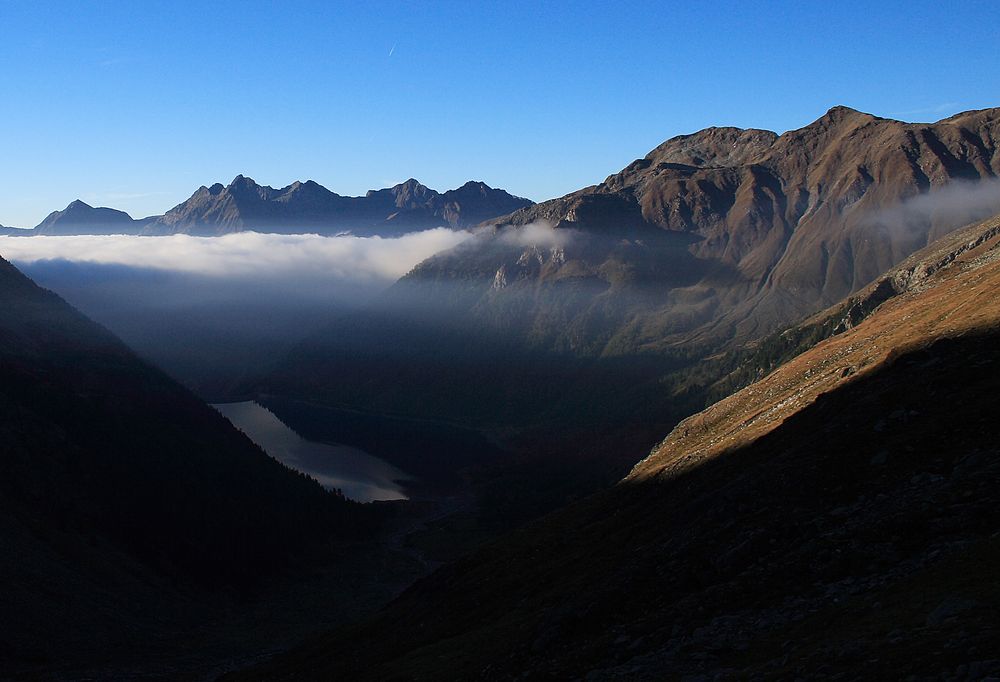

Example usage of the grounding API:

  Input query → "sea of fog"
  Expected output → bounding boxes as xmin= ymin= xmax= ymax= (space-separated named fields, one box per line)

xmin=0 ymin=229 xmax=470 ymax=292
xmin=0 ymin=230 xmax=471 ymax=396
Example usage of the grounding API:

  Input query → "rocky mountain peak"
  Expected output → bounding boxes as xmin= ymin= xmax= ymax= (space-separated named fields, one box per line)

xmin=33 ymin=199 xmax=137 ymax=234
xmin=390 ymin=178 xmax=435 ymax=207
xmin=452 ymin=180 xmax=492 ymax=195
xmin=227 ymin=174 xmax=263 ymax=192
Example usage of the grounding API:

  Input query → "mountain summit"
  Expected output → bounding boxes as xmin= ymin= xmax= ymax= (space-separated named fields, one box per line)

xmin=33 ymin=199 xmax=144 ymax=235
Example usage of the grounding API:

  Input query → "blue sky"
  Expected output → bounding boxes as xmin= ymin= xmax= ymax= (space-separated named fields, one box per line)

xmin=1 ymin=0 xmax=998 ymax=227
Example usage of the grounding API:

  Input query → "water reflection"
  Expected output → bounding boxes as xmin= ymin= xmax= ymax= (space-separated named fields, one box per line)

xmin=213 ymin=401 xmax=410 ymax=502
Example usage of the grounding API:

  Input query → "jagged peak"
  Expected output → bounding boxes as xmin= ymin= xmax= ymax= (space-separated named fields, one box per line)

xmin=286 ymin=179 xmax=325 ymax=192
xmin=66 ymin=199 xmax=93 ymax=210
xmin=228 ymin=174 xmax=259 ymax=188
xmin=455 ymin=180 xmax=492 ymax=191
xmin=392 ymin=178 xmax=428 ymax=191
xmin=390 ymin=178 xmax=436 ymax=207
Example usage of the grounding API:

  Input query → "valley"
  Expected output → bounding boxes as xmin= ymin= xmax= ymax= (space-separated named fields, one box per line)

xmin=229 ymin=207 xmax=1000 ymax=682
xmin=3 ymin=107 xmax=1000 ymax=681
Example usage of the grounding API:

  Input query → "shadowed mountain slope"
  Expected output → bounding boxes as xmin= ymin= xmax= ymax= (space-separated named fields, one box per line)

xmin=233 ymin=213 xmax=1000 ymax=680
xmin=0 ymin=255 xmax=374 ymax=674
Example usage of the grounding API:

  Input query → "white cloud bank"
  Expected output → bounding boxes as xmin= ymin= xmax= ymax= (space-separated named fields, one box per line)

xmin=868 ymin=178 xmax=1000 ymax=232
xmin=0 ymin=228 xmax=471 ymax=284
xmin=497 ymin=220 xmax=575 ymax=248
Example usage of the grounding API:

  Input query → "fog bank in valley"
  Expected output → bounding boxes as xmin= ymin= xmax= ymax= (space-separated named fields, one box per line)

xmin=0 ymin=229 xmax=470 ymax=398
xmin=0 ymin=229 xmax=470 ymax=295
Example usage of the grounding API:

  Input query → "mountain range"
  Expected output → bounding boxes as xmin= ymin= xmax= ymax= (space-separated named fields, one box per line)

xmin=24 ymin=177 xmax=532 ymax=237
xmin=401 ymin=106 xmax=1000 ymax=350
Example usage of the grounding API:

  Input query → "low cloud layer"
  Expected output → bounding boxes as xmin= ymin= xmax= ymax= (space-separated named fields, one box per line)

xmin=0 ymin=228 xmax=471 ymax=284
xmin=0 ymin=229 xmax=472 ymax=395
xmin=868 ymin=178 xmax=1000 ymax=232
xmin=498 ymin=220 xmax=575 ymax=248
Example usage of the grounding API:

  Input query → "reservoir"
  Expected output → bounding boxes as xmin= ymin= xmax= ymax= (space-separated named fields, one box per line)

xmin=213 ymin=401 xmax=410 ymax=502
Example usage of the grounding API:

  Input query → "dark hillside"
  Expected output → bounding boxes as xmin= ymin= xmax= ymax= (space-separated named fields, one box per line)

xmin=0 ymin=255 xmax=378 ymax=675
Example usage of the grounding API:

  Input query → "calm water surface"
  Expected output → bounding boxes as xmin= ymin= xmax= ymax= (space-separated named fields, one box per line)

xmin=213 ymin=401 xmax=410 ymax=502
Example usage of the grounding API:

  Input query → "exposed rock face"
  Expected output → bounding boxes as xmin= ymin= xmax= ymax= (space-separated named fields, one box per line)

xmin=407 ymin=106 xmax=1000 ymax=352
xmin=32 ymin=199 xmax=144 ymax=235
xmin=143 ymin=176 xmax=533 ymax=236
xmin=438 ymin=181 xmax=538 ymax=228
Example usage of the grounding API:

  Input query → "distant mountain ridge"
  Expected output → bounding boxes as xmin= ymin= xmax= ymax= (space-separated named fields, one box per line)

xmin=145 ymin=175 xmax=532 ymax=236
xmin=32 ymin=199 xmax=156 ymax=235
xmin=19 ymin=177 xmax=533 ymax=237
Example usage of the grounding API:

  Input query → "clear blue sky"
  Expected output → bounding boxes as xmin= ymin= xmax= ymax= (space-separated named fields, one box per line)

xmin=1 ymin=0 xmax=998 ymax=227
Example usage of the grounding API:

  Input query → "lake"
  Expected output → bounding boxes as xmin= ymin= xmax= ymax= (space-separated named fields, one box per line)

xmin=213 ymin=401 xmax=411 ymax=502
